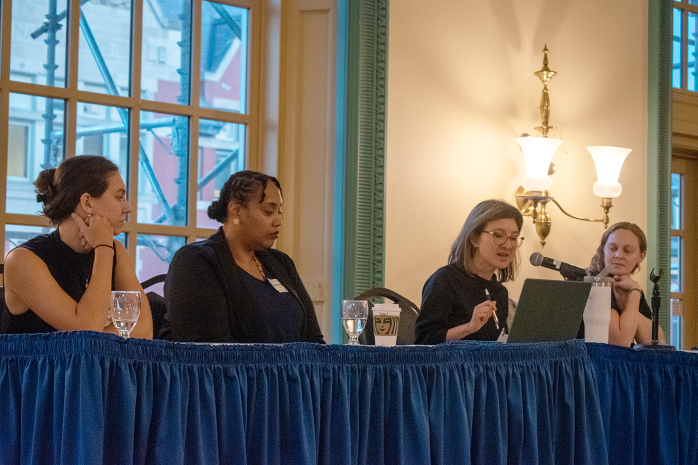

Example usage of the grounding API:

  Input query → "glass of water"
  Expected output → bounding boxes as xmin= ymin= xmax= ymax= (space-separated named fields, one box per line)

xmin=111 ymin=291 xmax=141 ymax=339
xmin=342 ymin=300 xmax=369 ymax=345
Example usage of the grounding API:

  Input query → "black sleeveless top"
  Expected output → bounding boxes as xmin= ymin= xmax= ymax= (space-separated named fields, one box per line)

xmin=0 ymin=229 xmax=115 ymax=334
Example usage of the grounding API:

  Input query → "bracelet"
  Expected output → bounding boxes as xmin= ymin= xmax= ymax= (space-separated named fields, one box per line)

xmin=630 ymin=288 xmax=642 ymax=295
xmin=94 ymin=244 xmax=114 ymax=251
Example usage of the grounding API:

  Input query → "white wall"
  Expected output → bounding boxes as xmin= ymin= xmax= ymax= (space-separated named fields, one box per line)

xmin=385 ymin=0 xmax=649 ymax=304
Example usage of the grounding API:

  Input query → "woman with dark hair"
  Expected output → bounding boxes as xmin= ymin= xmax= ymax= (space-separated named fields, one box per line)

xmin=588 ymin=222 xmax=664 ymax=346
xmin=415 ymin=199 xmax=524 ymax=344
xmin=2 ymin=156 xmax=152 ymax=337
xmin=160 ymin=170 xmax=324 ymax=343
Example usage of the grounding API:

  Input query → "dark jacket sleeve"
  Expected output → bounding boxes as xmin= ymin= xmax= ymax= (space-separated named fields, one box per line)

xmin=271 ymin=250 xmax=325 ymax=344
xmin=415 ymin=268 xmax=454 ymax=345
xmin=162 ymin=244 xmax=234 ymax=342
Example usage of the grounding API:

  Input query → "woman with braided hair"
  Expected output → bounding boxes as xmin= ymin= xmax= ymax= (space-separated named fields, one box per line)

xmin=160 ymin=170 xmax=324 ymax=343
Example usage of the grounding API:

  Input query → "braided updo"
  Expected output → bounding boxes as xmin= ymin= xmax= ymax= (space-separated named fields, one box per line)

xmin=34 ymin=155 xmax=120 ymax=224
xmin=207 ymin=170 xmax=282 ymax=223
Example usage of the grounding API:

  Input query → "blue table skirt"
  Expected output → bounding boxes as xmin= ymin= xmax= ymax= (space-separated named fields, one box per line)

xmin=0 ymin=332 xmax=608 ymax=465
xmin=586 ymin=343 xmax=698 ymax=465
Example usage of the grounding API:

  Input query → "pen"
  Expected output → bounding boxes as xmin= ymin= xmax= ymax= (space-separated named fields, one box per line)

xmin=485 ymin=289 xmax=499 ymax=329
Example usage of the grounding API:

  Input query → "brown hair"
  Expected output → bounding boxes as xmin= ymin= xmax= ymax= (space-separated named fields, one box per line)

xmin=448 ymin=199 xmax=524 ymax=283
xmin=34 ymin=156 xmax=120 ymax=224
xmin=588 ymin=222 xmax=647 ymax=275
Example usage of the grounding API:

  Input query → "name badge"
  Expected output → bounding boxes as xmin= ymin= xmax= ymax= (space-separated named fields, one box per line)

xmin=268 ymin=278 xmax=288 ymax=293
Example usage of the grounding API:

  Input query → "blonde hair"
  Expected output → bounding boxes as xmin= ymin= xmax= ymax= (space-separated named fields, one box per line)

xmin=448 ymin=199 xmax=523 ymax=283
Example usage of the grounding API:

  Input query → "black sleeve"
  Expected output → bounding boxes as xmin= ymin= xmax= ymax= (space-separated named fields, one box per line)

xmin=415 ymin=269 xmax=454 ymax=345
xmin=275 ymin=252 xmax=325 ymax=344
xmin=638 ymin=292 xmax=653 ymax=320
xmin=163 ymin=245 xmax=233 ymax=342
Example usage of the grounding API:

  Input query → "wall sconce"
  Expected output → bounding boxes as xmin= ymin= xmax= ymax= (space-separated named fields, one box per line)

xmin=515 ymin=46 xmax=630 ymax=247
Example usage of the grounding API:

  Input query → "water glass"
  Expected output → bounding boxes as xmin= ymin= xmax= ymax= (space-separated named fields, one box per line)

xmin=111 ymin=291 xmax=141 ymax=339
xmin=342 ymin=300 xmax=369 ymax=345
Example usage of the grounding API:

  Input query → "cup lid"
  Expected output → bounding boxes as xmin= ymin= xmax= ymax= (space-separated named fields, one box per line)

xmin=373 ymin=303 xmax=401 ymax=313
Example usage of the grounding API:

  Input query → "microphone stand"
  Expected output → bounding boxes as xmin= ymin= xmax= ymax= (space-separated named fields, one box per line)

xmin=634 ymin=268 xmax=675 ymax=351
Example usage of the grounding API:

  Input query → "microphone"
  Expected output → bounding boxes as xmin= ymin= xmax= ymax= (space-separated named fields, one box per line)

xmin=530 ymin=252 xmax=589 ymax=281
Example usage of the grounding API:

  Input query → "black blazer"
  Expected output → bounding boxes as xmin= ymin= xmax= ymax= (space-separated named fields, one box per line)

xmin=160 ymin=228 xmax=324 ymax=343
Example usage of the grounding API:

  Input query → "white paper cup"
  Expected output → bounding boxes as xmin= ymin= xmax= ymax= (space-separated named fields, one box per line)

xmin=373 ymin=305 xmax=401 ymax=346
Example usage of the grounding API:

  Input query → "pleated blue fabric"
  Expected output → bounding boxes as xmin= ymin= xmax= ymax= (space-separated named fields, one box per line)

xmin=587 ymin=343 xmax=698 ymax=465
xmin=0 ymin=332 xmax=607 ymax=465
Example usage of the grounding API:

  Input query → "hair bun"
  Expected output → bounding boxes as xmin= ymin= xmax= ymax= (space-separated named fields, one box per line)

xmin=207 ymin=199 xmax=223 ymax=221
xmin=34 ymin=168 xmax=58 ymax=205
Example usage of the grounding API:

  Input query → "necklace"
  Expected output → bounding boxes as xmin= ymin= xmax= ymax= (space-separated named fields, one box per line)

xmin=252 ymin=252 xmax=266 ymax=280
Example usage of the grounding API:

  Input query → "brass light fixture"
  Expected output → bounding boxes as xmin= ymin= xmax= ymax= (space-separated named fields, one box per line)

xmin=515 ymin=46 xmax=630 ymax=247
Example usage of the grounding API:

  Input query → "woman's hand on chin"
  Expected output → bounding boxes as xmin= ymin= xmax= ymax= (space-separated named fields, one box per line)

xmin=613 ymin=274 xmax=640 ymax=292
xmin=72 ymin=213 xmax=114 ymax=251
xmin=613 ymin=274 xmax=641 ymax=312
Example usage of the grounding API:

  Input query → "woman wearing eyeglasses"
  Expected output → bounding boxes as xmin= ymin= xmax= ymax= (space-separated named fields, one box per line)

xmin=415 ymin=199 xmax=523 ymax=344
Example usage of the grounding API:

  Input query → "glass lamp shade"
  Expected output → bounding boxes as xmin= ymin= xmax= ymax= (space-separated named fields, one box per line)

xmin=587 ymin=146 xmax=631 ymax=198
xmin=516 ymin=136 xmax=563 ymax=191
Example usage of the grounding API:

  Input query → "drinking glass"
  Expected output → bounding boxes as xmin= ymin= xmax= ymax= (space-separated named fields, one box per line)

xmin=111 ymin=291 xmax=141 ymax=339
xmin=342 ymin=300 xmax=369 ymax=345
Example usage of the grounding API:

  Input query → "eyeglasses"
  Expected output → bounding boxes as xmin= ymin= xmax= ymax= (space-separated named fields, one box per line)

xmin=483 ymin=231 xmax=525 ymax=248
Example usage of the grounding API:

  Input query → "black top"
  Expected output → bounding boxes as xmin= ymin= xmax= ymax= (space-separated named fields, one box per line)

xmin=415 ymin=263 xmax=508 ymax=344
xmin=237 ymin=269 xmax=304 ymax=342
xmin=612 ymin=290 xmax=652 ymax=318
xmin=0 ymin=229 xmax=113 ymax=334
xmin=160 ymin=228 xmax=325 ymax=344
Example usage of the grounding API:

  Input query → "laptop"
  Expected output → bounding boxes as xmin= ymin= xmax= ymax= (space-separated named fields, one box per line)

xmin=507 ymin=278 xmax=592 ymax=343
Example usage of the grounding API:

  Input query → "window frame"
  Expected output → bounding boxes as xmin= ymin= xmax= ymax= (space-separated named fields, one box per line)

xmin=0 ymin=0 xmax=261 ymax=269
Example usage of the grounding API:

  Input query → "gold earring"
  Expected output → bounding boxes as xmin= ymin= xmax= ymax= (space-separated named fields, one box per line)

xmin=233 ymin=218 xmax=240 ymax=225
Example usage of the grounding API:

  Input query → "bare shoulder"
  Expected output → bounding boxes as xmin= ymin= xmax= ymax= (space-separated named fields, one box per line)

xmin=4 ymin=247 xmax=53 ymax=314
xmin=5 ymin=247 xmax=47 ymax=277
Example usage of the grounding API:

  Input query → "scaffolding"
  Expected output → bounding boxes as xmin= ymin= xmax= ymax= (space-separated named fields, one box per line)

xmin=28 ymin=0 xmax=242 ymax=264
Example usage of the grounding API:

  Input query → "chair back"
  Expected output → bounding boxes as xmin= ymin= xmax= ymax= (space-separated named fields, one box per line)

xmin=355 ymin=287 xmax=420 ymax=345
xmin=141 ymin=274 xmax=167 ymax=339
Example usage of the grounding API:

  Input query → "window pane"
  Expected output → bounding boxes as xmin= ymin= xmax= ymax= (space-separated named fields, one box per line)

xmin=7 ymin=93 xmax=65 ymax=215
xmin=197 ymin=119 xmax=245 ymax=228
xmin=689 ymin=12 xmax=698 ymax=91
xmin=671 ymin=236 xmax=681 ymax=292
xmin=76 ymin=103 xmax=129 ymax=177
xmin=78 ymin=0 xmax=132 ymax=96
xmin=5 ymin=224 xmax=52 ymax=256
xmin=138 ymin=111 xmax=189 ymax=226
xmin=141 ymin=0 xmax=192 ymax=105
xmin=671 ymin=173 xmax=681 ymax=230
xmin=8 ymin=124 xmax=29 ymax=177
xmin=674 ymin=8 xmax=682 ymax=89
xmin=200 ymin=1 xmax=248 ymax=113
xmin=136 ymin=234 xmax=185 ymax=294
xmin=670 ymin=299 xmax=682 ymax=349
xmin=11 ymin=0 xmax=68 ymax=88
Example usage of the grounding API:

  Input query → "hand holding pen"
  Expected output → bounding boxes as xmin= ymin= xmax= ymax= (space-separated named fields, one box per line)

xmin=485 ymin=289 xmax=499 ymax=330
